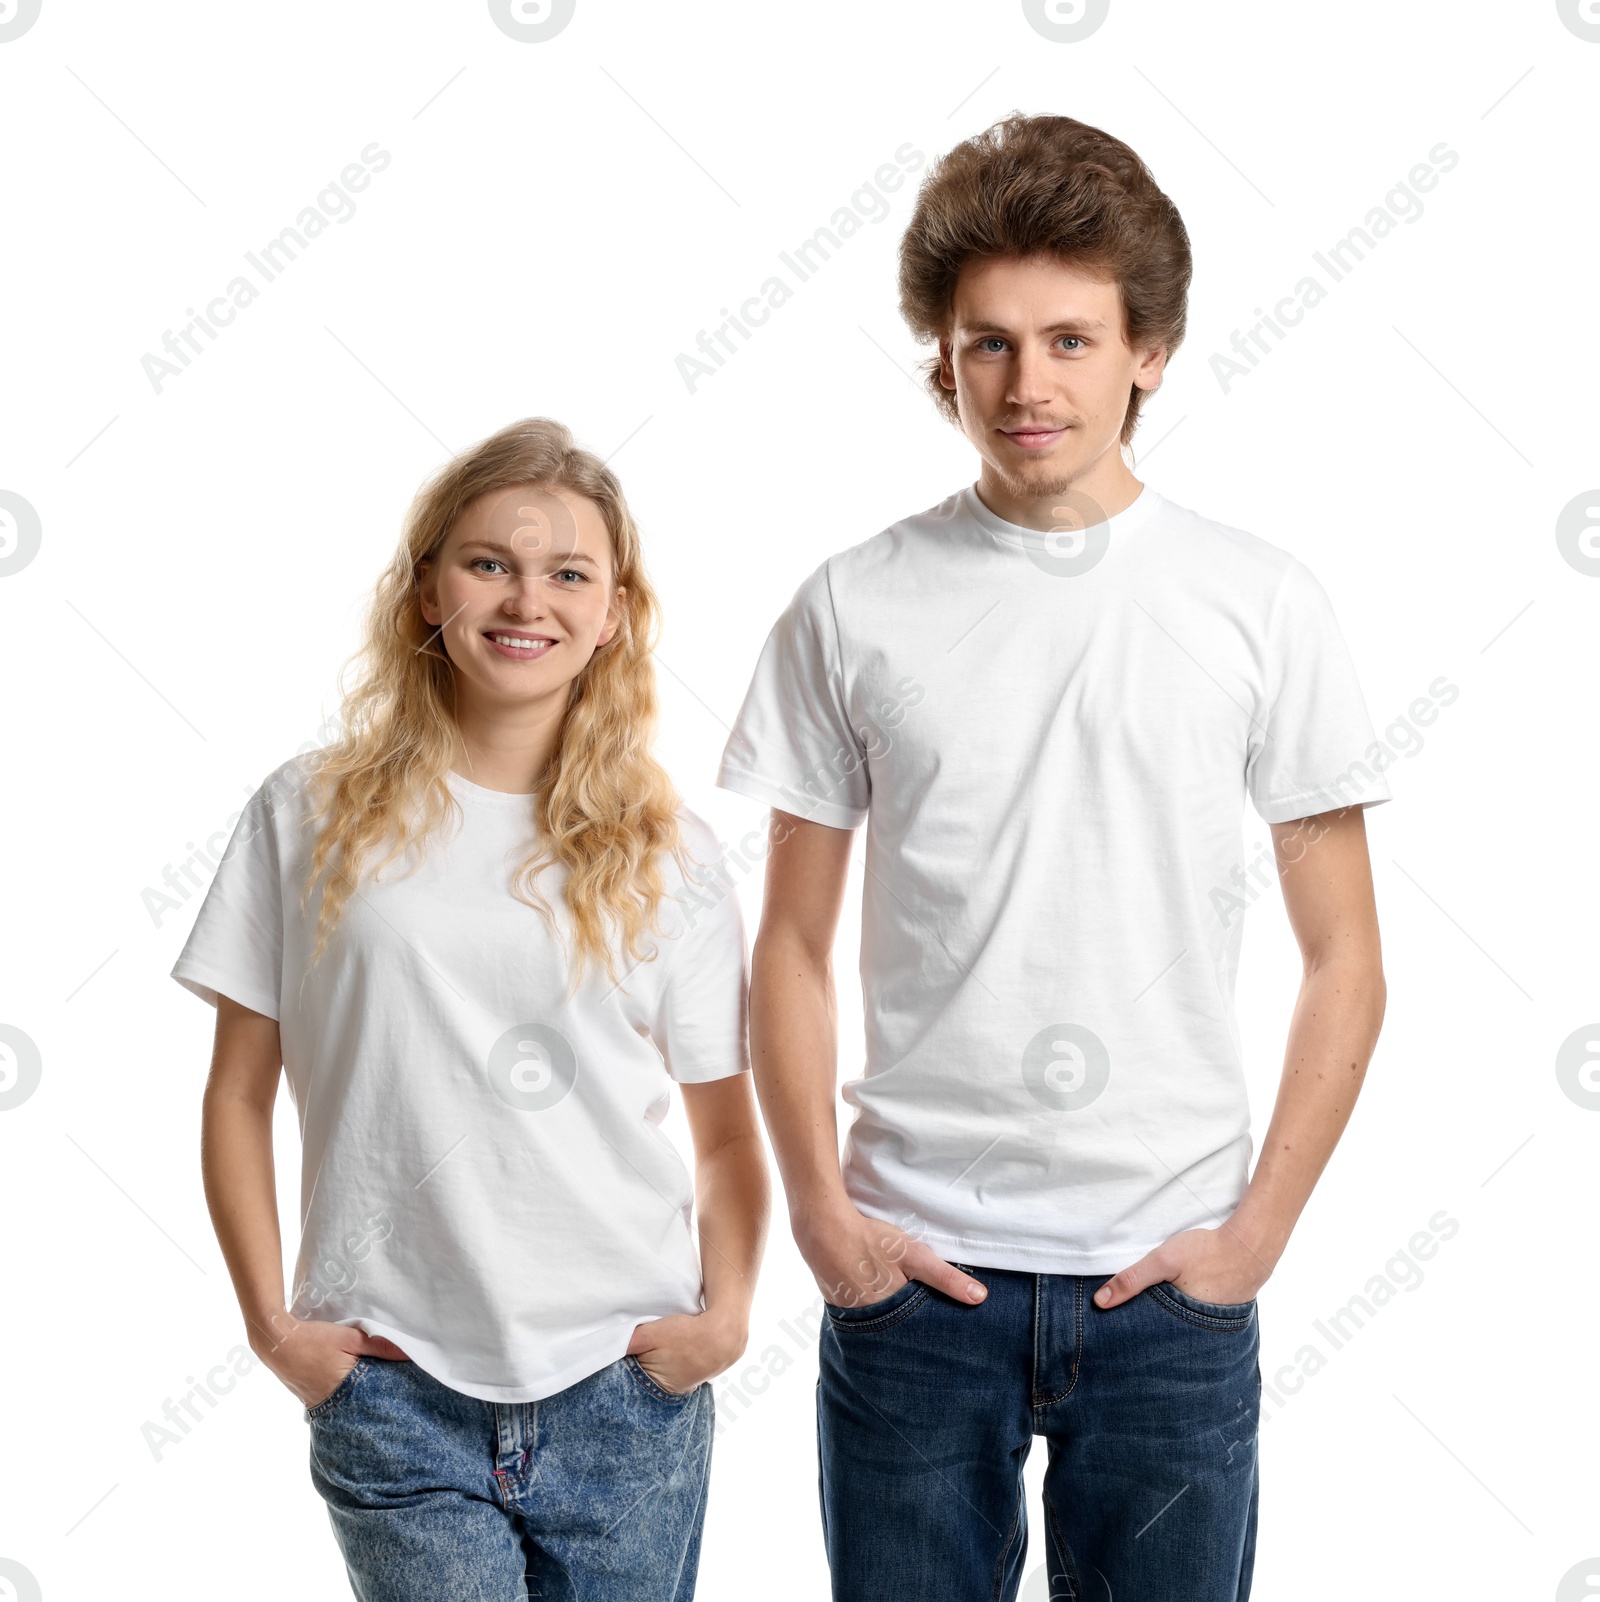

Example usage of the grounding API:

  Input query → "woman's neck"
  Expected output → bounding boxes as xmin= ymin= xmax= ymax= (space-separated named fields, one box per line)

xmin=450 ymin=690 xmax=566 ymax=794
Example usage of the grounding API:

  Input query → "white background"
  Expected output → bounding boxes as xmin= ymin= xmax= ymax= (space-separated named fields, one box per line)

xmin=2 ymin=2 xmax=1597 ymax=1598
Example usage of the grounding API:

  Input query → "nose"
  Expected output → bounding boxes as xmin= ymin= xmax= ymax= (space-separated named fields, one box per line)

xmin=501 ymin=571 xmax=548 ymax=621
xmin=1006 ymin=341 xmax=1054 ymax=410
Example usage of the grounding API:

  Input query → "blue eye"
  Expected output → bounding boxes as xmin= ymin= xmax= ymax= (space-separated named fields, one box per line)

xmin=554 ymin=568 xmax=587 ymax=584
xmin=471 ymin=558 xmax=507 ymax=575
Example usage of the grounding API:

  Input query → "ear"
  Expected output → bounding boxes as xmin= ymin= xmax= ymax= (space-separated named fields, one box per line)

xmin=595 ymin=585 xmax=627 ymax=651
xmin=416 ymin=559 xmax=440 ymax=627
xmin=1133 ymin=342 xmax=1169 ymax=392
xmin=936 ymin=335 xmax=956 ymax=392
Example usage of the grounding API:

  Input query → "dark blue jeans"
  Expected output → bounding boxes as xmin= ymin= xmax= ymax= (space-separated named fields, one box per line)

xmin=306 ymin=1354 xmax=713 ymax=1600
xmin=817 ymin=1266 xmax=1260 ymax=1601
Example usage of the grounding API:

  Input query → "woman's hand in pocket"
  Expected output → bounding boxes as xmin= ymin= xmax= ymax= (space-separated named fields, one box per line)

xmin=626 ymin=1310 xmax=747 ymax=1396
xmin=251 ymin=1312 xmax=410 ymax=1408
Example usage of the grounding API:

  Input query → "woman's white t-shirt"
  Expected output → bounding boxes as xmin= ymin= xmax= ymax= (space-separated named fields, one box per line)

xmin=172 ymin=756 xmax=749 ymax=1403
xmin=718 ymin=483 xmax=1391 ymax=1276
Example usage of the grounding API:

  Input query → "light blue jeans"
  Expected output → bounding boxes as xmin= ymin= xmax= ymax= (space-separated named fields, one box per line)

xmin=306 ymin=1353 xmax=713 ymax=1600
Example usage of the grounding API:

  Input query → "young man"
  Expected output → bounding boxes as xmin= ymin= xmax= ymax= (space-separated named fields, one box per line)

xmin=716 ymin=115 xmax=1390 ymax=1600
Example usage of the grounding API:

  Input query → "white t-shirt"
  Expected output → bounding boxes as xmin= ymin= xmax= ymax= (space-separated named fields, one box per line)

xmin=172 ymin=756 xmax=749 ymax=1402
xmin=718 ymin=483 xmax=1390 ymax=1275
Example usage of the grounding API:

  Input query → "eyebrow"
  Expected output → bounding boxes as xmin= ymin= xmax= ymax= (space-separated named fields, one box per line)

xmin=960 ymin=318 xmax=1108 ymax=336
xmin=457 ymin=538 xmax=599 ymax=566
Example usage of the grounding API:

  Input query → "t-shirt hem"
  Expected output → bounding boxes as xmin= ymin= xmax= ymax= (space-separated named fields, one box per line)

xmin=170 ymin=960 xmax=279 ymax=1022
xmin=337 ymin=1316 xmax=640 ymax=1404
xmin=669 ymin=1062 xmax=753 ymax=1086
xmin=714 ymin=763 xmax=866 ymax=832
xmin=866 ymin=1219 xmax=1167 ymax=1278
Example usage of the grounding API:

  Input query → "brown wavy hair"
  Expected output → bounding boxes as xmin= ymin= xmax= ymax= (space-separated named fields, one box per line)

xmin=300 ymin=417 xmax=684 ymax=987
xmin=898 ymin=113 xmax=1191 ymax=448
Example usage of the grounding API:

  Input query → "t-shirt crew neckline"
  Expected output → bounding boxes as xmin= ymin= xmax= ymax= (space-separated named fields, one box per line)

xmin=446 ymin=769 xmax=538 ymax=806
xmin=960 ymin=480 xmax=1161 ymax=549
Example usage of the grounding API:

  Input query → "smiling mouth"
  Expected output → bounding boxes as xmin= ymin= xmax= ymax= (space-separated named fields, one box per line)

xmin=485 ymin=632 xmax=555 ymax=656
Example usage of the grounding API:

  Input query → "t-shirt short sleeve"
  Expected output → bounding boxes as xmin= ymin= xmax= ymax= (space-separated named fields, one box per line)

xmin=170 ymin=784 xmax=285 ymax=1019
xmin=1246 ymin=558 xmax=1392 ymax=823
xmin=651 ymin=823 xmax=751 ymax=1085
xmin=717 ymin=560 xmax=869 ymax=830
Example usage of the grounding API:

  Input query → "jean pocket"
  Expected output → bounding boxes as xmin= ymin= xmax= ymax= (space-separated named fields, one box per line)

xmin=305 ymin=1356 xmax=369 ymax=1421
xmin=824 ymin=1277 xmax=929 ymax=1330
xmin=1147 ymin=1281 xmax=1257 ymax=1330
xmin=623 ymin=1354 xmax=694 ymax=1404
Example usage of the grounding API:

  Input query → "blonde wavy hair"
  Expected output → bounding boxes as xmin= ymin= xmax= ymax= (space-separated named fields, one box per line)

xmin=300 ymin=416 xmax=685 ymax=986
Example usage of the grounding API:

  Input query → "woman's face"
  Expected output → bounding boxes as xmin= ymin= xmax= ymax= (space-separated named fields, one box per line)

xmin=417 ymin=484 xmax=622 ymax=708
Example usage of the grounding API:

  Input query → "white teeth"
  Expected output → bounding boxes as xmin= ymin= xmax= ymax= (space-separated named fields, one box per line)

xmin=491 ymin=635 xmax=544 ymax=650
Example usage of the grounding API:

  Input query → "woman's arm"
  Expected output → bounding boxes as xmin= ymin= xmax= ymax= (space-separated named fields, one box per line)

xmin=202 ymin=995 xmax=402 ymax=1404
xmin=626 ymin=1071 xmax=770 ymax=1393
xmin=202 ymin=996 xmax=293 ymax=1352
xmin=684 ymin=1072 xmax=770 ymax=1344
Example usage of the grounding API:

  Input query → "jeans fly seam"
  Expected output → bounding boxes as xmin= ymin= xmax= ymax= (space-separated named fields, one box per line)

xmin=1074 ymin=1277 xmax=1083 ymax=1392
xmin=1032 ymin=1278 xmax=1083 ymax=1410
xmin=1031 ymin=1273 xmax=1042 ymax=1402
xmin=1031 ymin=1275 xmax=1082 ymax=1403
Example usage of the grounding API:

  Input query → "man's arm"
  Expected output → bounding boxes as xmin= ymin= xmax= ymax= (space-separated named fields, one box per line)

xmin=750 ymin=810 xmax=987 ymax=1308
xmin=1094 ymin=805 xmax=1387 ymax=1309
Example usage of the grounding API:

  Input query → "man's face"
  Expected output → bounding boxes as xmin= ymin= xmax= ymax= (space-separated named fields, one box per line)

xmin=938 ymin=253 xmax=1166 ymax=504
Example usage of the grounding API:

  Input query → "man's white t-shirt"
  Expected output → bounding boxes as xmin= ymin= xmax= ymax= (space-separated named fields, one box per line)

xmin=718 ymin=483 xmax=1390 ymax=1276
xmin=172 ymin=756 xmax=749 ymax=1402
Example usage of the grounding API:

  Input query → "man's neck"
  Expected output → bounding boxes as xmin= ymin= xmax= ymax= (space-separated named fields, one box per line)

xmin=973 ymin=454 xmax=1145 ymax=532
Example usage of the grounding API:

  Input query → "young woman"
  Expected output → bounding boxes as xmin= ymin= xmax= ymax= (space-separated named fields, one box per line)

xmin=172 ymin=417 xmax=768 ymax=1600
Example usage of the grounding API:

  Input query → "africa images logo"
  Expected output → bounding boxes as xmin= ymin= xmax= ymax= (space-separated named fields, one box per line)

xmin=0 ymin=490 xmax=41 ymax=577
xmin=1022 ymin=1023 xmax=1111 ymax=1112
xmin=488 ymin=0 xmax=575 ymax=42
xmin=0 ymin=0 xmax=41 ymax=43
xmin=487 ymin=1023 xmax=579 ymax=1112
